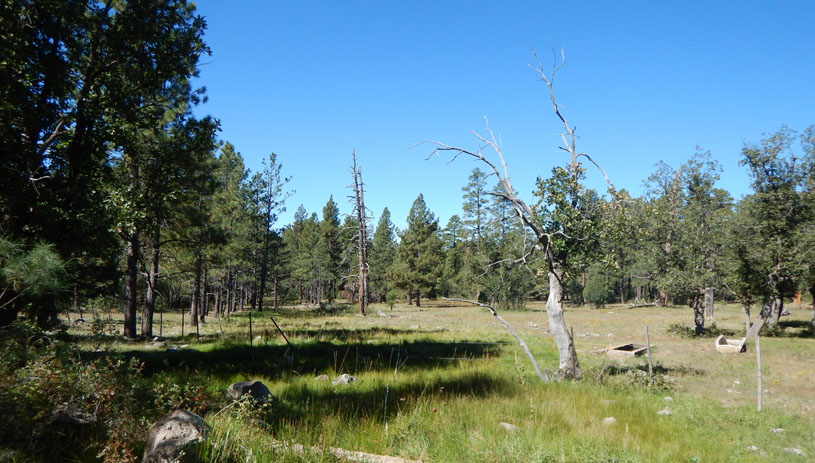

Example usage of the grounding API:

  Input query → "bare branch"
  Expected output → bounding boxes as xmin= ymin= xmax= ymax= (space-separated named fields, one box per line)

xmin=444 ymin=298 xmax=550 ymax=382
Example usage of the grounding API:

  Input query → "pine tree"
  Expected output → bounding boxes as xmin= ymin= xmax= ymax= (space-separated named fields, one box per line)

xmin=392 ymin=195 xmax=443 ymax=307
xmin=369 ymin=208 xmax=397 ymax=302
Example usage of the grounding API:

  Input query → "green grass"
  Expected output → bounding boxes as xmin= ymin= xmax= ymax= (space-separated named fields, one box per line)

xmin=45 ymin=301 xmax=815 ymax=462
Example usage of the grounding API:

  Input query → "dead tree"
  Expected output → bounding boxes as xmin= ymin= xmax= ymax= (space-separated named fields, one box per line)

xmin=348 ymin=150 xmax=370 ymax=315
xmin=425 ymin=50 xmax=612 ymax=375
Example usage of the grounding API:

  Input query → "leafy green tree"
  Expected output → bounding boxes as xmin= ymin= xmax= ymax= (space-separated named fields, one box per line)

xmin=1 ymin=0 xmax=210 ymax=331
xmin=369 ymin=208 xmax=397 ymax=302
xmin=392 ymin=195 xmax=443 ymax=307
xmin=643 ymin=152 xmax=732 ymax=334
xmin=736 ymin=126 xmax=814 ymax=332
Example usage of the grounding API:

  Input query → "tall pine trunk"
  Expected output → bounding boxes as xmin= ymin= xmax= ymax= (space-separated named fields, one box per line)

xmin=123 ymin=230 xmax=140 ymax=338
xmin=189 ymin=251 xmax=202 ymax=327
xmin=142 ymin=228 xmax=160 ymax=338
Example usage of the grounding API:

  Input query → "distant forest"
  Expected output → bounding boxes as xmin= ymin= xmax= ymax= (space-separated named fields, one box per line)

xmin=2 ymin=1 xmax=813 ymax=340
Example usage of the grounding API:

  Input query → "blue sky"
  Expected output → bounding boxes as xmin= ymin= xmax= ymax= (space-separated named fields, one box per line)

xmin=192 ymin=0 xmax=814 ymax=230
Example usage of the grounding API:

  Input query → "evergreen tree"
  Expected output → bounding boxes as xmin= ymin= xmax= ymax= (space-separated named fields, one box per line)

xmin=392 ymin=195 xmax=443 ymax=307
xmin=369 ymin=208 xmax=397 ymax=302
xmin=320 ymin=196 xmax=343 ymax=302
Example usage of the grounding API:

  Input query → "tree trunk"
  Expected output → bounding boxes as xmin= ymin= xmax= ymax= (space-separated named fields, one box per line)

xmin=768 ymin=297 xmax=783 ymax=326
xmin=189 ymin=252 xmax=202 ymax=327
xmin=142 ymin=228 xmax=160 ymax=338
xmin=657 ymin=290 xmax=668 ymax=307
xmin=810 ymin=284 xmax=815 ymax=328
xmin=123 ymin=231 xmax=140 ymax=339
xmin=743 ymin=303 xmax=751 ymax=333
xmin=704 ymin=287 xmax=715 ymax=321
xmin=693 ymin=295 xmax=705 ymax=336
xmin=546 ymin=261 xmax=579 ymax=374
xmin=415 ymin=291 xmax=421 ymax=307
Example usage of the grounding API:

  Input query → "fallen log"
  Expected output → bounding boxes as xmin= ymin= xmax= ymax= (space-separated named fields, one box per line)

xmin=273 ymin=441 xmax=422 ymax=463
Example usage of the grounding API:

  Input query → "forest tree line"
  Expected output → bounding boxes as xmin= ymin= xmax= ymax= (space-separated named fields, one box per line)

xmin=1 ymin=1 xmax=813 ymax=340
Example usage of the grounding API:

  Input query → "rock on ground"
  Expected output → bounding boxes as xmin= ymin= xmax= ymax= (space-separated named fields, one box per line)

xmin=498 ymin=422 xmax=519 ymax=433
xmin=602 ymin=417 xmax=617 ymax=425
xmin=143 ymin=409 xmax=209 ymax=463
xmin=656 ymin=408 xmax=672 ymax=416
xmin=332 ymin=373 xmax=358 ymax=385
xmin=783 ymin=448 xmax=806 ymax=456
xmin=226 ymin=380 xmax=271 ymax=404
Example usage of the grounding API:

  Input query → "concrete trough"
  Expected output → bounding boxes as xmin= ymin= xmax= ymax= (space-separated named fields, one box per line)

xmin=715 ymin=335 xmax=747 ymax=353
xmin=605 ymin=343 xmax=649 ymax=358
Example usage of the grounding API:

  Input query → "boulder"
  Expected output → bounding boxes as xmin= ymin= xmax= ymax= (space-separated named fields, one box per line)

xmin=226 ymin=380 xmax=271 ymax=404
xmin=332 ymin=374 xmax=357 ymax=385
xmin=143 ymin=410 xmax=208 ymax=463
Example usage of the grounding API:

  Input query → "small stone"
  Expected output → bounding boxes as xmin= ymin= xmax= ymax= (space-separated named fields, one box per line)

xmin=733 ymin=379 xmax=741 ymax=385
xmin=656 ymin=408 xmax=672 ymax=416
xmin=664 ymin=396 xmax=674 ymax=402
xmin=602 ymin=417 xmax=617 ymax=425
xmin=315 ymin=374 xmax=330 ymax=381
xmin=782 ymin=448 xmax=805 ymax=456
xmin=769 ymin=427 xmax=784 ymax=433
xmin=746 ymin=445 xmax=760 ymax=452
xmin=332 ymin=373 xmax=357 ymax=385
xmin=498 ymin=422 xmax=519 ymax=433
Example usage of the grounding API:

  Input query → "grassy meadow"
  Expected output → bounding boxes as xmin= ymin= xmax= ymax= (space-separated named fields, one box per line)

xmin=58 ymin=300 xmax=815 ymax=462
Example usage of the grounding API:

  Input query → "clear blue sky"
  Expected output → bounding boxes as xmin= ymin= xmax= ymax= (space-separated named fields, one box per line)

xmin=192 ymin=0 xmax=814 ymax=230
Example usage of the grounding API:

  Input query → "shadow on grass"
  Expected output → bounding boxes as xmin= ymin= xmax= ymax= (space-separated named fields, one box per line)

xmin=80 ymin=339 xmax=505 ymax=379
xmin=274 ymin=369 xmax=515 ymax=425
xmin=761 ymin=319 xmax=814 ymax=338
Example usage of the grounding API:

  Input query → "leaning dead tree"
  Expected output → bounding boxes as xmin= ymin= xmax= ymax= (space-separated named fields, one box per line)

xmin=445 ymin=298 xmax=549 ymax=382
xmin=426 ymin=50 xmax=613 ymax=375
xmin=348 ymin=150 xmax=370 ymax=315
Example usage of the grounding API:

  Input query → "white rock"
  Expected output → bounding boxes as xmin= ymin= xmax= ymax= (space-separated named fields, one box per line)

xmin=782 ymin=448 xmax=806 ymax=456
xmin=656 ymin=408 xmax=673 ymax=416
xmin=601 ymin=417 xmax=617 ymax=425
xmin=332 ymin=373 xmax=358 ymax=385
xmin=746 ymin=445 xmax=760 ymax=452
xmin=498 ymin=422 xmax=519 ymax=433
xmin=769 ymin=427 xmax=784 ymax=433
xmin=664 ymin=396 xmax=673 ymax=402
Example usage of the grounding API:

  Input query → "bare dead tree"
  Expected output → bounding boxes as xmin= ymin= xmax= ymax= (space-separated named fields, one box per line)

xmin=349 ymin=150 xmax=370 ymax=315
xmin=424 ymin=50 xmax=611 ymax=375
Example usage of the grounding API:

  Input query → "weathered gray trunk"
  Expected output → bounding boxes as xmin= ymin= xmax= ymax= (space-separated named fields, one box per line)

xmin=704 ymin=287 xmax=714 ymax=321
xmin=546 ymin=262 xmax=579 ymax=374
xmin=123 ymin=231 xmax=140 ymax=339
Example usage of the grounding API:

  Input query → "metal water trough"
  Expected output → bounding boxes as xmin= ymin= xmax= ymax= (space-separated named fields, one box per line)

xmin=605 ymin=343 xmax=649 ymax=358
xmin=715 ymin=335 xmax=747 ymax=353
